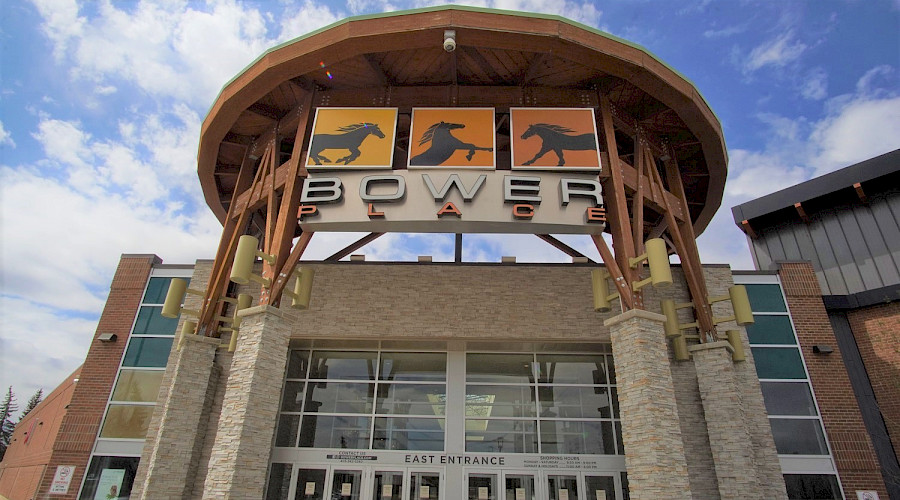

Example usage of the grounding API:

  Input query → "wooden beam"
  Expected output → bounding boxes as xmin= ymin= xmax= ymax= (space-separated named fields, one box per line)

xmin=739 ymin=220 xmax=757 ymax=239
xmin=519 ymin=53 xmax=547 ymax=86
xmin=325 ymin=233 xmax=386 ymax=261
xmin=536 ymin=234 xmax=595 ymax=262
xmin=591 ymin=234 xmax=634 ymax=310
xmin=598 ymin=96 xmax=636 ymax=308
xmin=247 ymin=103 xmax=282 ymax=121
xmin=363 ymin=54 xmax=395 ymax=86
xmin=853 ymin=182 xmax=867 ymax=204
xmin=794 ymin=202 xmax=810 ymax=223
xmin=269 ymin=231 xmax=315 ymax=303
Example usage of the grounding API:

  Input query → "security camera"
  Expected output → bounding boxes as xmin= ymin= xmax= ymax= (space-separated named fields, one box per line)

xmin=444 ymin=30 xmax=456 ymax=52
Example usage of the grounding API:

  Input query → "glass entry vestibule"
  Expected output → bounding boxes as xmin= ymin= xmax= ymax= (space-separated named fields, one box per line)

xmin=266 ymin=343 xmax=627 ymax=500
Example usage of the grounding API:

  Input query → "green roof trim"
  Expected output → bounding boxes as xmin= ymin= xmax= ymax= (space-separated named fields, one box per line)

xmin=205 ymin=5 xmax=717 ymax=123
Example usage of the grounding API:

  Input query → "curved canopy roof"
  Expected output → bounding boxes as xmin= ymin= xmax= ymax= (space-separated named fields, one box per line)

xmin=198 ymin=6 xmax=727 ymax=236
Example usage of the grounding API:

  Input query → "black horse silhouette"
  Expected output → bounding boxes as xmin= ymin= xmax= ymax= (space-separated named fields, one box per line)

xmin=520 ymin=123 xmax=597 ymax=166
xmin=309 ymin=122 xmax=385 ymax=165
xmin=409 ymin=121 xmax=493 ymax=166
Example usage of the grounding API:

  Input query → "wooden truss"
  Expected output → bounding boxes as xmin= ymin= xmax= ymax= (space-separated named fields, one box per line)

xmin=196 ymin=90 xmax=719 ymax=343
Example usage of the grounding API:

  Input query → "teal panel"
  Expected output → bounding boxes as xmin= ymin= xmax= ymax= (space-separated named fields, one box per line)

xmin=122 ymin=337 xmax=173 ymax=367
xmin=133 ymin=306 xmax=178 ymax=335
xmin=744 ymin=284 xmax=787 ymax=312
xmin=751 ymin=347 xmax=807 ymax=379
xmin=747 ymin=315 xmax=796 ymax=345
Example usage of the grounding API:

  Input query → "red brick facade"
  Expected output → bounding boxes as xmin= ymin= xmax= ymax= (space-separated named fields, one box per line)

xmin=778 ymin=262 xmax=889 ymax=499
xmin=847 ymin=302 xmax=900 ymax=467
xmin=33 ymin=255 xmax=158 ymax=499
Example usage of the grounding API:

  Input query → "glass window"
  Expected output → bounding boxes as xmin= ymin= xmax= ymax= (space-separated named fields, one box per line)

xmin=100 ymin=405 xmax=155 ymax=438
xmin=466 ymin=419 xmax=537 ymax=453
xmin=373 ymin=417 xmax=445 ymax=451
xmin=536 ymin=354 xmax=607 ymax=384
xmin=133 ymin=306 xmax=179 ymax=335
xmin=540 ymin=420 xmax=615 ymax=455
xmin=467 ymin=354 xmax=534 ymax=383
xmin=78 ymin=455 xmax=139 ymax=500
xmin=746 ymin=315 xmax=796 ymax=345
xmin=281 ymin=381 xmax=306 ymax=412
xmin=111 ymin=370 xmax=164 ymax=403
xmin=265 ymin=463 xmax=292 ymax=500
xmin=783 ymin=474 xmax=841 ymax=499
xmin=274 ymin=414 xmax=301 ymax=447
xmin=309 ymin=351 xmax=377 ymax=380
xmin=751 ymin=347 xmax=807 ymax=379
xmin=376 ymin=384 xmax=446 ymax=416
xmin=122 ymin=337 xmax=173 ymax=367
xmin=298 ymin=415 xmax=371 ymax=449
xmin=761 ymin=382 xmax=817 ymax=416
xmin=143 ymin=277 xmax=181 ymax=304
xmin=770 ymin=418 xmax=829 ymax=455
xmin=466 ymin=385 xmax=536 ymax=418
xmin=744 ymin=284 xmax=787 ymax=312
xmin=304 ymin=382 xmax=374 ymax=414
xmin=286 ymin=350 xmax=310 ymax=379
xmin=379 ymin=352 xmax=446 ymax=381
xmin=538 ymin=386 xmax=611 ymax=419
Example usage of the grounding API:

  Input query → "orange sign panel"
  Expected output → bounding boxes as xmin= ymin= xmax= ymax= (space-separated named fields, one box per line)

xmin=511 ymin=108 xmax=601 ymax=171
xmin=307 ymin=108 xmax=397 ymax=170
xmin=408 ymin=108 xmax=495 ymax=169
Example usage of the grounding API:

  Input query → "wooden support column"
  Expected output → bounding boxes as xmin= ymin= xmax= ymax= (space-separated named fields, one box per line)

xmin=598 ymin=96 xmax=637 ymax=309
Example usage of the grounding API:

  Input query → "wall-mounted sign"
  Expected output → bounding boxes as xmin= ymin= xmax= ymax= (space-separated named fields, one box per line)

xmin=408 ymin=108 xmax=495 ymax=169
xmin=511 ymin=108 xmax=601 ymax=171
xmin=307 ymin=108 xmax=398 ymax=170
xmin=49 ymin=465 xmax=76 ymax=494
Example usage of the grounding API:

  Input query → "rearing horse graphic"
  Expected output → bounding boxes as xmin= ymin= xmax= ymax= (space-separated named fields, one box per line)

xmin=520 ymin=123 xmax=597 ymax=167
xmin=409 ymin=121 xmax=493 ymax=166
xmin=309 ymin=122 xmax=385 ymax=165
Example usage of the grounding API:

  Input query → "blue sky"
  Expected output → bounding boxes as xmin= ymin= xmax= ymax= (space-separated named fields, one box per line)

xmin=1 ymin=0 xmax=898 ymax=413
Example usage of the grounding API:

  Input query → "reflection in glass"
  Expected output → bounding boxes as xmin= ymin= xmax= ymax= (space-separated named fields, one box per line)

xmin=466 ymin=419 xmax=537 ymax=453
xmin=744 ymin=284 xmax=787 ymax=312
xmin=99 ymin=405 xmax=155 ymax=438
xmin=751 ymin=347 xmax=807 ymax=379
xmin=281 ymin=381 xmax=306 ymax=412
xmin=122 ymin=337 xmax=174 ymax=368
xmin=377 ymin=384 xmax=446 ymax=416
xmin=304 ymin=382 xmax=374 ymax=414
xmin=298 ymin=415 xmax=371 ymax=449
xmin=287 ymin=350 xmax=310 ymax=379
xmin=467 ymin=354 xmax=534 ymax=383
xmin=540 ymin=420 xmax=615 ymax=455
xmin=331 ymin=470 xmax=362 ymax=500
xmin=783 ymin=474 xmax=841 ymax=499
xmin=584 ymin=475 xmax=615 ymax=500
xmin=142 ymin=277 xmax=176 ymax=304
xmin=547 ymin=475 xmax=579 ymax=500
xmin=374 ymin=417 xmax=445 ymax=451
xmin=265 ymin=463 xmax=291 ymax=500
xmin=380 ymin=352 xmax=447 ymax=381
xmin=77 ymin=456 xmax=139 ymax=500
xmin=466 ymin=385 xmax=536 ymax=418
xmin=275 ymin=413 xmax=301 ymax=447
xmin=746 ymin=315 xmax=796 ymax=345
xmin=410 ymin=473 xmax=440 ymax=500
xmin=294 ymin=468 xmax=326 ymax=500
xmin=372 ymin=471 xmax=403 ymax=500
xmin=505 ymin=474 xmax=536 ymax=500
xmin=536 ymin=354 xmax=606 ymax=384
xmin=770 ymin=418 xmax=829 ymax=455
xmin=309 ymin=351 xmax=378 ymax=380
xmin=761 ymin=382 xmax=817 ymax=416
xmin=111 ymin=370 xmax=164 ymax=402
xmin=538 ymin=386 xmax=610 ymax=419
xmin=468 ymin=474 xmax=498 ymax=500
xmin=133 ymin=306 xmax=180 ymax=335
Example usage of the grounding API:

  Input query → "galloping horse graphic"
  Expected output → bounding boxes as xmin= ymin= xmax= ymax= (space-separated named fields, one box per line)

xmin=309 ymin=122 xmax=385 ymax=165
xmin=409 ymin=121 xmax=493 ymax=166
xmin=520 ymin=123 xmax=597 ymax=167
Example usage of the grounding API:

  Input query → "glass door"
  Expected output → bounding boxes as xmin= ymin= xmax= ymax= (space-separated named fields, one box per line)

xmin=331 ymin=470 xmax=364 ymax=500
xmin=410 ymin=471 xmax=440 ymax=500
xmin=503 ymin=473 xmax=536 ymax=500
xmin=468 ymin=473 xmax=498 ymax=500
xmin=547 ymin=474 xmax=579 ymax=500
xmin=373 ymin=471 xmax=404 ymax=500
xmin=294 ymin=468 xmax=327 ymax=500
xmin=584 ymin=475 xmax=616 ymax=500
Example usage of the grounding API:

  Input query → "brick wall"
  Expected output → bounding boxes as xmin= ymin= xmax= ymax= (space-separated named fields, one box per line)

xmin=777 ymin=262 xmax=888 ymax=498
xmin=34 ymin=254 xmax=158 ymax=499
xmin=847 ymin=302 xmax=900 ymax=466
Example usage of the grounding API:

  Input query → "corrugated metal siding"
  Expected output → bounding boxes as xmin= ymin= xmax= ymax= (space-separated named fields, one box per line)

xmin=748 ymin=192 xmax=900 ymax=295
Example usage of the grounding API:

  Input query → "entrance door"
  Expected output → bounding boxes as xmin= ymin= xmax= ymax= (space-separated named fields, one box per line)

xmin=583 ymin=475 xmax=615 ymax=500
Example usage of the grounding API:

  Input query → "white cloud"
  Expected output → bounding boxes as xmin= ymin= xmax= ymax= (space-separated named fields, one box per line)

xmin=0 ymin=121 xmax=15 ymax=148
xmin=809 ymin=94 xmax=900 ymax=175
xmin=800 ymin=67 xmax=828 ymax=100
xmin=744 ymin=30 xmax=807 ymax=73
xmin=703 ymin=24 xmax=746 ymax=39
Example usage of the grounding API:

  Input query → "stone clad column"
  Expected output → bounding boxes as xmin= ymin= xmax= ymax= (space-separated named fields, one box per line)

xmin=137 ymin=333 xmax=219 ymax=499
xmin=202 ymin=305 xmax=291 ymax=499
xmin=689 ymin=341 xmax=766 ymax=500
xmin=606 ymin=309 xmax=691 ymax=499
